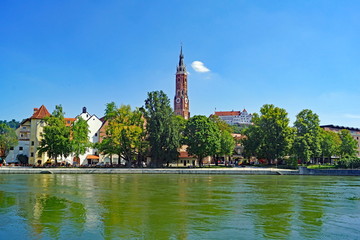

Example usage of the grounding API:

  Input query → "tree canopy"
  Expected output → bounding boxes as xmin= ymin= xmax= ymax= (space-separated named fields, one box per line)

xmin=0 ymin=123 xmax=18 ymax=159
xmin=184 ymin=115 xmax=220 ymax=167
xmin=143 ymin=91 xmax=182 ymax=167
xmin=38 ymin=105 xmax=71 ymax=164
xmin=241 ymin=104 xmax=292 ymax=163
xmin=293 ymin=109 xmax=321 ymax=164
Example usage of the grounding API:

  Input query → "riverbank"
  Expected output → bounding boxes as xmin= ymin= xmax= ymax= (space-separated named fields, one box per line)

xmin=1 ymin=166 xmax=360 ymax=175
xmin=0 ymin=166 xmax=298 ymax=175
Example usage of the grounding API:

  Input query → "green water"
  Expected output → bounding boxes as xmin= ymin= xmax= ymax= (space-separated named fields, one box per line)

xmin=0 ymin=174 xmax=359 ymax=239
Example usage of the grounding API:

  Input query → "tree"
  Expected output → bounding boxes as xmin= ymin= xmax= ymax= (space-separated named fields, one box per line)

xmin=101 ymin=103 xmax=146 ymax=167
xmin=241 ymin=104 xmax=292 ymax=164
xmin=338 ymin=129 xmax=358 ymax=159
xmin=143 ymin=91 xmax=182 ymax=167
xmin=184 ymin=115 xmax=220 ymax=167
xmin=38 ymin=105 xmax=71 ymax=165
xmin=0 ymin=123 xmax=18 ymax=159
xmin=210 ymin=115 xmax=235 ymax=165
xmin=0 ymin=119 xmax=20 ymax=129
xmin=71 ymin=117 xmax=91 ymax=160
xmin=293 ymin=109 xmax=321 ymax=164
xmin=320 ymin=129 xmax=340 ymax=163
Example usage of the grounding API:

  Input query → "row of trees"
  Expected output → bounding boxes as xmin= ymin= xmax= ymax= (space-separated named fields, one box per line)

xmin=242 ymin=104 xmax=358 ymax=165
xmin=96 ymin=91 xmax=235 ymax=167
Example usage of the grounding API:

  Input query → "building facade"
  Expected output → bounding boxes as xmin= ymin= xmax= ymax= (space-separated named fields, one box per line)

xmin=214 ymin=109 xmax=252 ymax=126
xmin=174 ymin=47 xmax=190 ymax=120
xmin=6 ymin=105 xmax=51 ymax=165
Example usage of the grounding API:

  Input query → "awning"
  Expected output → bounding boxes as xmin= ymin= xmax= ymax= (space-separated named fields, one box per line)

xmin=86 ymin=155 xmax=100 ymax=160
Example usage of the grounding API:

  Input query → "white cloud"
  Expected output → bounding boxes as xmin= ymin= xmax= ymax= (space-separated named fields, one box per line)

xmin=191 ymin=61 xmax=210 ymax=73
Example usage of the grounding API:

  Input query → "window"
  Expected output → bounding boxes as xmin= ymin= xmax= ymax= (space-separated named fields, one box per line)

xmin=10 ymin=147 xmax=14 ymax=150
xmin=95 ymin=133 xmax=98 ymax=137
xmin=31 ymin=141 xmax=34 ymax=146
xmin=31 ymin=153 xmax=34 ymax=157
xmin=19 ymin=147 xmax=23 ymax=150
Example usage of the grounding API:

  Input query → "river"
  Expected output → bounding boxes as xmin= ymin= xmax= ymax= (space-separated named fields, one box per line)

xmin=0 ymin=174 xmax=359 ymax=239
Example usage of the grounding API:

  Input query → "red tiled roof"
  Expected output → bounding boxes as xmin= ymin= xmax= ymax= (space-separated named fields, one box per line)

xmin=214 ymin=111 xmax=241 ymax=116
xmin=65 ymin=118 xmax=76 ymax=126
xmin=30 ymin=105 xmax=51 ymax=119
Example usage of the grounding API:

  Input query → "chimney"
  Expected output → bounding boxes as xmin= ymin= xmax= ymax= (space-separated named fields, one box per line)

xmin=33 ymin=108 xmax=38 ymax=113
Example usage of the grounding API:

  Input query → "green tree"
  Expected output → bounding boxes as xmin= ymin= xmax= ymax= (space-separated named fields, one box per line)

xmin=210 ymin=115 xmax=235 ymax=165
xmin=184 ymin=115 xmax=220 ymax=167
xmin=71 ymin=117 xmax=91 ymax=160
xmin=143 ymin=91 xmax=182 ymax=167
xmin=242 ymin=104 xmax=292 ymax=164
xmin=319 ymin=129 xmax=340 ymax=163
xmin=38 ymin=105 xmax=71 ymax=164
xmin=0 ymin=119 xmax=20 ymax=129
xmin=338 ymin=129 xmax=358 ymax=159
xmin=293 ymin=109 xmax=321 ymax=164
xmin=101 ymin=103 xmax=146 ymax=167
xmin=0 ymin=123 xmax=18 ymax=159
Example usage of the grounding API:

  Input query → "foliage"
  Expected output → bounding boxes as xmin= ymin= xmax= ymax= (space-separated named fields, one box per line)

xmin=336 ymin=158 xmax=360 ymax=169
xmin=184 ymin=115 xmax=220 ymax=167
xmin=0 ymin=120 xmax=20 ymax=129
xmin=71 ymin=117 xmax=91 ymax=158
xmin=0 ymin=123 xmax=18 ymax=158
xmin=338 ymin=129 xmax=358 ymax=159
xmin=293 ymin=109 xmax=321 ymax=163
xmin=143 ymin=91 xmax=182 ymax=167
xmin=101 ymin=103 xmax=146 ymax=167
xmin=319 ymin=129 xmax=340 ymax=161
xmin=38 ymin=105 xmax=71 ymax=164
xmin=209 ymin=115 xmax=235 ymax=162
xmin=241 ymin=104 xmax=292 ymax=163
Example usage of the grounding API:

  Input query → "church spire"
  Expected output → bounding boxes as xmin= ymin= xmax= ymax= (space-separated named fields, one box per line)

xmin=177 ymin=46 xmax=187 ymax=74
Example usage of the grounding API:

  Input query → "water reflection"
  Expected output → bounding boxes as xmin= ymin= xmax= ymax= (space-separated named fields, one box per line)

xmin=0 ymin=174 xmax=358 ymax=239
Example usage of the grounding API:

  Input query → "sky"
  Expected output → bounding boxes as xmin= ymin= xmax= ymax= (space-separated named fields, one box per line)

xmin=1 ymin=0 xmax=360 ymax=127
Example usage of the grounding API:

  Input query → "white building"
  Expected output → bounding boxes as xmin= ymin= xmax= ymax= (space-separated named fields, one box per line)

xmin=214 ymin=109 xmax=252 ymax=126
xmin=67 ymin=107 xmax=104 ymax=165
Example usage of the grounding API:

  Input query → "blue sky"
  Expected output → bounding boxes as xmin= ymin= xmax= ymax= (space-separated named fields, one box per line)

xmin=2 ymin=0 xmax=360 ymax=127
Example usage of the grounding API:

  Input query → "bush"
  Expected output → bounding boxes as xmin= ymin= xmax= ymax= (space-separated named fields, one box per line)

xmin=336 ymin=158 xmax=360 ymax=169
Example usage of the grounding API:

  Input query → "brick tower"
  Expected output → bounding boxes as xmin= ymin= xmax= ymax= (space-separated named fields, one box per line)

xmin=174 ymin=47 xmax=190 ymax=119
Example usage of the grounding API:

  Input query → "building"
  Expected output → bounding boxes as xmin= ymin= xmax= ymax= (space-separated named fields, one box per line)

xmin=214 ymin=109 xmax=252 ymax=126
xmin=6 ymin=105 xmax=51 ymax=165
xmin=71 ymin=107 xmax=103 ymax=165
xmin=174 ymin=47 xmax=190 ymax=120
xmin=321 ymin=125 xmax=360 ymax=158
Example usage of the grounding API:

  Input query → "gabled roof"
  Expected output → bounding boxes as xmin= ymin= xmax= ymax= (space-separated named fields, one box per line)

xmin=30 ymin=105 xmax=51 ymax=119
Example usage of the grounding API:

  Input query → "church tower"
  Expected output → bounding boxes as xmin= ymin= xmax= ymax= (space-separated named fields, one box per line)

xmin=174 ymin=47 xmax=190 ymax=120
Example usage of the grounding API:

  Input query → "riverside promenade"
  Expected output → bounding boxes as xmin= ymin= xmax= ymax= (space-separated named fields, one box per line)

xmin=0 ymin=167 xmax=299 ymax=175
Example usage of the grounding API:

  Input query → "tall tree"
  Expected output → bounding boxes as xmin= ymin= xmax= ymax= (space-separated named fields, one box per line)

xmin=320 ymin=129 xmax=340 ymax=163
xmin=242 ymin=104 xmax=292 ymax=164
xmin=38 ymin=105 xmax=71 ymax=164
xmin=143 ymin=91 xmax=182 ymax=167
xmin=293 ymin=109 xmax=321 ymax=164
xmin=71 ymin=117 xmax=91 ymax=160
xmin=210 ymin=115 xmax=235 ymax=165
xmin=184 ymin=115 xmax=220 ymax=167
xmin=0 ymin=123 xmax=18 ymax=159
xmin=101 ymin=103 xmax=146 ymax=167
xmin=338 ymin=129 xmax=358 ymax=159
